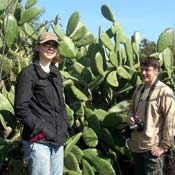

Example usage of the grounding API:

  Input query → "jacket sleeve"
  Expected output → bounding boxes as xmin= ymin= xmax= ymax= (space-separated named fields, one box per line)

xmin=14 ymin=68 xmax=42 ymax=134
xmin=159 ymin=88 xmax=175 ymax=149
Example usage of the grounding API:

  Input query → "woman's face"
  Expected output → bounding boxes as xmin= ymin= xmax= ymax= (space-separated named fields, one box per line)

xmin=37 ymin=41 xmax=58 ymax=61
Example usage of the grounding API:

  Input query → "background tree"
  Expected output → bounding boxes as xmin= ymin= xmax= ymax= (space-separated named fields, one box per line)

xmin=139 ymin=38 xmax=156 ymax=59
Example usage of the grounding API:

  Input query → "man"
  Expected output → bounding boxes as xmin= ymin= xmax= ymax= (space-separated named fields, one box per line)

xmin=127 ymin=56 xmax=175 ymax=175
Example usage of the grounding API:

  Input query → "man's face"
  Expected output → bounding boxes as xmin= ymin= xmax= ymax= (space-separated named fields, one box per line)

xmin=140 ymin=66 xmax=158 ymax=85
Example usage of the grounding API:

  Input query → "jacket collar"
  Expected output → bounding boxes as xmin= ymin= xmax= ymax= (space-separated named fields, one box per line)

xmin=33 ymin=58 xmax=58 ymax=79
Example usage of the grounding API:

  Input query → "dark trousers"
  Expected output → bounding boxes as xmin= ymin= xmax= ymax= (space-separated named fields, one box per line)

xmin=132 ymin=151 xmax=164 ymax=175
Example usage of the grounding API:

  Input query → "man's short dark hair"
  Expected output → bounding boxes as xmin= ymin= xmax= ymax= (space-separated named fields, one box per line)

xmin=140 ymin=57 xmax=160 ymax=71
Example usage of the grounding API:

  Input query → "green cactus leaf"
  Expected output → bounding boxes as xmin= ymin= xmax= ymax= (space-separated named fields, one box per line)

xmin=0 ymin=93 xmax=14 ymax=114
xmin=157 ymin=28 xmax=174 ymax=52
xmin=132 ymin=42 xmax=139 ymax=56
xmin=130 ymin=71 xmax=141 ymax=86
xmin=107 ymin=23 xmax=118 ymax=36
xmin=8 ymin=49 xmax=31 ymax=73
xmin=83 ymin=148 xmax=115 ymax=175
xmin=85 ymin=107 xmax=102 ymax=134
xmin=64 ymin=152 xmax=81 ymax=173
xmin=70 ymin=85 xmax=88 ymax=101
xmin=7 ymin=91 xmax=15 ymax=107
xmin=82 ymin=159 xmax=95 ymax=175
xmin=132 ymin=32 xmax=140 ymax=59
xmin=24 ymin=23 xmax=37 ymax=39
xmin=99 ymin=128 xmax=115 ymax=147
xmin=0 ymin=0 xmax=8 ymax=11
xmin=70 ymin=24 xmax=88 ymax=42
xmin=132 ymin=31 xmax=141 ymax=44
xmin=58 ymin=36 xmax=77 ymax=58
xmin=117 ymin=66 xmax=131 ymax=79
xmin=70 ymin=63 xmax=94 ymax=84
xmin=61 ymin=71 xmax=78 ymax=81
xmin=109 ymin=51 xmax=118 ymax=67
xmin=83 ymin=127 xmax=98 ymax=147
xmin=52 ymin=23 xmax=65 ymax=40
xmin=0 ymin=113 xmax=7 ymax=129
xmin=1 ymin=84 xmax=8 ymax=97
xmin=86 ymin=74 xmax=105 ymax=90
xmin=118 ymin=85 xmax=134 ymax=94
xmin=123 ymin=37 xmax=134 ymax=67
xmin=101 ymin=5 xmax=115 ymax=22
xmin=0 ymin=37 xmax=3 ymax=48
xmin=94 ymin=52 xmax=104 ymax=75
xmin=0 ymin=93 xmax=17 ymax=130
xmin=101 ymin=84 xmax=113 ymax=103
xmin=65 ymin=104 xmax=74 ymax=127
xmin=0 ymin=54 xmax=13 ymax=73
xmin=81 ymin=67 xmax=96 ymax=84
xmin=110 ymin=129 xmax=126 ymax=147
xmin=94 ymin=108 xmax=108 ymax=121
xmin=106 ymin=70 xmax=119 ymax=87
xmin=72 ymin=62 xmax=84 ymax=75
xmin=108 ymin=100 xmax=129 ymax=113
xmin=63 ymin=79 xmax=74 ymax=87
xmin=113 ymin=21 xmax=125 ymax=43
xmin=25 ymin=0 xmax=37 ymax=9
xmin=72 ymin=103 xmax=85 ymax=118
xmin=101 ymin=113 xmax=127 ymax=128
xmin=75 ymin=33 xmax=95 ymax=47
xmin=119 ymin=48 xmax=126 ymax=64
xmin=66 ymin=12 xmax=80 ymax=36
xmin=84 ymin=107 xmax=94 ymax=119
xmin=87 ymin=115 xmax=101 ymax=135
xmin=71 ymin=145 xmax=84 ymax=163
xmin=64 ymin=170 xmax=80 ymax=175
xmin=65 ymin=132 xmax=82 ymax=157
xmin=100 ymin=32 xmax=115 ymax=51
xmin=4 ymin=14 xmax=18 ymax=48
xmin=19 ymin=7 xmax=41 ymax=25
xmin=161 ymin=47 xmax=173 ymax=77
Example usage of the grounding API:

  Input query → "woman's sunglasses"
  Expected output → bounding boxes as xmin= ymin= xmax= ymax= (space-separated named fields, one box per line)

xmin=41 ymin=41 xmax=58 ymax=49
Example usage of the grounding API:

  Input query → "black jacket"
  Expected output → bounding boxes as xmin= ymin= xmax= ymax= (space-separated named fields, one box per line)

xmin=14 ymin=59 xmax=68 ymax=146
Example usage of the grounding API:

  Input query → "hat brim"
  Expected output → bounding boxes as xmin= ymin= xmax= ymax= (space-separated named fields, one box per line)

xmin=39 ymin=39 xmax=59 ymax=44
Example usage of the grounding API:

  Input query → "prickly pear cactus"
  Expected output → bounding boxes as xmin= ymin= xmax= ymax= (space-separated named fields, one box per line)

xmin=0 ymin=1 xmax=174 ymax=175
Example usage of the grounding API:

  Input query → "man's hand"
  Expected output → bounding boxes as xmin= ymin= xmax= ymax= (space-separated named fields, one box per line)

xmin=127 ymin=116 xmax=140 ymax=125
xmin=151 ymin=146 xmax=165 ymax=157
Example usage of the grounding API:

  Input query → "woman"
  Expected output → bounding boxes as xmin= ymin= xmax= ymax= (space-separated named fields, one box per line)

xmin=14 ymin=31 xmax=68 ymax=175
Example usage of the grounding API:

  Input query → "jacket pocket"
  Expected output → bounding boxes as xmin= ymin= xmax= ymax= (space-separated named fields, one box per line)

xmin=42 ymin=121 xmax=56 ymax=142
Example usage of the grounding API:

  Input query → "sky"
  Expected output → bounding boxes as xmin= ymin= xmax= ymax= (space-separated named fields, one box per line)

xmin=27 ymin=0 xmax=175 ymax=42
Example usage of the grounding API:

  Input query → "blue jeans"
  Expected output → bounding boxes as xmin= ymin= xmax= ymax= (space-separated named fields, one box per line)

xmin=22 ymin=140 xmax=64 ymax=175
